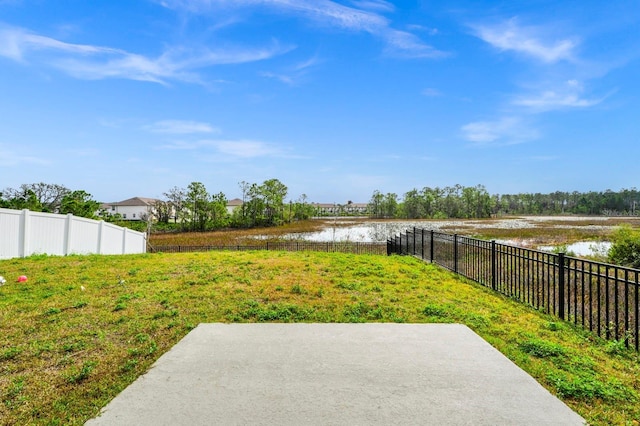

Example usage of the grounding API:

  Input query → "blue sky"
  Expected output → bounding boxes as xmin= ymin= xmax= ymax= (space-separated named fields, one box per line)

xmin=1 ymin=1 xmax=638 ymax=203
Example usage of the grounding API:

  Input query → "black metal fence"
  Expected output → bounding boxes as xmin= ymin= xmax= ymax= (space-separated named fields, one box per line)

xmin=150 ymin=241 xmax=387 ymax=256
xmin=388 ymin=228 xmax=640 ymax=351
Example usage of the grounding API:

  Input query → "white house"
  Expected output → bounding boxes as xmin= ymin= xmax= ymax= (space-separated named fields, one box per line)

xmin=226 ymin=198 xmax=243 ymax=214
xmin=101 ymin=197 xmax=160 ymax=221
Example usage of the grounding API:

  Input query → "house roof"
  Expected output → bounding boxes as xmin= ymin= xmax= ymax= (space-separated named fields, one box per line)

xmin=104 ymin=197 xmax=160 ymax=207
xmin=227 ymin=198 xmax=243 ymax=206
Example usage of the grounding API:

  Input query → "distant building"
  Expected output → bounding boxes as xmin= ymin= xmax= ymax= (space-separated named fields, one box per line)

xmin=101 ymin=197 xmax=246 ymax=221
xmin=226 ymin=198 xmax=243 ymax=214
xmin=101 ymin=197 xmax=159 ymax=221
xmin=312 ymin=201 xmax=369 ymax=216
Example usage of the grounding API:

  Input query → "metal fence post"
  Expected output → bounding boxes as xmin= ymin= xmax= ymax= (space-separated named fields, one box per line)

xmin=491 ymin=240 xmax=497 ymax=290
xmin=558 ymin=252 xmax=565 ymax=320
xmin=454 ymin=234 xmax=458 ymax=273
xmin=413 ymin=227 xmax=416 ymax=255
xmin=430 ymin=230 xmax=434 ymax=263
xmin=421 ymin=229 xmax=425 ymax=260
xmin=387 ymin=239 xmax=391 ymax=256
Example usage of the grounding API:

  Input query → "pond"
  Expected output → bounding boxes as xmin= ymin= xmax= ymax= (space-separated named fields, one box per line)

xmin=537 ymin=241 xmax=612 ymax=257
xmin=272 ymin=217 xmax=617 ymax=257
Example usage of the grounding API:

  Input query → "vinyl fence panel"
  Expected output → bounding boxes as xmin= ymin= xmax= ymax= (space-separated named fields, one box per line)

xmin=0 ymin=208 xmax=146 ymax=259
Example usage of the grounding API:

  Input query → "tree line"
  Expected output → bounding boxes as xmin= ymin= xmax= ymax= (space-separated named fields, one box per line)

xmin=0 ymin=180 xmax=316 ymax=232
xmin=0 ymin=183 xmax=100 ymax=218
xmin=368 ymin=186 xmax=640 ymax=219
xmin=3 ymin=182 xmax=639 ymax=230
xmin=154 ymin=179 xmax=315 ymax=231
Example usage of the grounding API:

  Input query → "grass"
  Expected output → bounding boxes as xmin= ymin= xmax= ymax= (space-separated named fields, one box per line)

xmin=1 ymin=250 xmax=639 ymax=425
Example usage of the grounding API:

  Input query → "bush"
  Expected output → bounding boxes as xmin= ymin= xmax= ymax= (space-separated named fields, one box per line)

xmin=608 ymin=226 xmax=640 ymax=269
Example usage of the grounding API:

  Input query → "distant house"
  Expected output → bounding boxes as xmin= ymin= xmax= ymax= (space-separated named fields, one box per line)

xmin=101 ymin=197 xmax=160 ymax=221
xmin=226 ymin=198 xmax=243 ymax=214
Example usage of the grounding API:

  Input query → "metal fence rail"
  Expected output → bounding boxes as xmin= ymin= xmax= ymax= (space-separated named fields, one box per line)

xmin=388 ymin=228 xmax=640 ymax=351
xmin=150 ymin=241 xmax=387 ymax=256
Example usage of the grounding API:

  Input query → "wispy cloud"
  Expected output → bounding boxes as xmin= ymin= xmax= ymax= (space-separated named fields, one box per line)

xmin=144 ymin=120 xmax=219 ymax=134
xmin=260 ymin=55 xmax=320 ymax=85
xmin=348 ymin=0 xmax=394 ymax=13
xmin=461 ymin=116 xmax=538 ymax=145
xmin=159 ymin=138 xmax=286 ymax=158
xmin=159 ymin=0 xmax=445 ymax=59
xmin=0 ymin=144 xmax=51 ymax=166
xmin=512 ymin=79 xmax=610 ymax=112
xmin=472 ymin=18 xmax=577 ymax=63
xmin=0 ymin=25 xmax=292 ymax=84
xmin=422 ymin=88 xmax=441 ymax=97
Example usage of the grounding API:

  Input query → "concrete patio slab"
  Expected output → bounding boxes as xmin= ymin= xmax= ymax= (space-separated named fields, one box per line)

xmin=86 ymin=323 xmax=585 ymax=425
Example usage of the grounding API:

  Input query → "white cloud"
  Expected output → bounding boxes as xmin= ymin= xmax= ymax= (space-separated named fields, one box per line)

xmin=513 ymin=91 xmax=602 ymax=110
xmin=159 ymin=138 xmax=285 ymax=158
xmin=422 ymin=88 xmax=441 ymax=97
xmin=145 ymin=120 xmax=219 ymax=134
xmin=0 ymin=25 xmax=292 ymax=84
xmin=512 ymin=79 xmax=609 ymax=112
xmin=0 ymin=144 xmax=51 ymax=166
xmin=260 ymin=55 xmax=320 ymax=85
xmin=159 ymin=0 xmax=445 ymax=59
xmin=461 ymin=117 xmax=538 ymax=145
xmin=211 ymin=140 xmax=282 ymax=158
xmin=473 ymin=19 xmax=577 ymax=63
xmin=348 ymin=0 xmax=395 ymax=13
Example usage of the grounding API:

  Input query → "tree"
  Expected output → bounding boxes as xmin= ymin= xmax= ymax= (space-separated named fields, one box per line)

xmin=260 ymin=178 xmax=288 ymax=226
xmin=209 ymin=192 xmax=229 ymax=228
xmin=1 ymin=183 xmax=69 ymax=212
xmin=164 ymin=186 xmax=187 ymax=224
xmin=185 ymin=182 xmax=209 ymax=231
xmin=608 ymin=226 xmax=640 ymax=268
xmin=368 ymin=190 xmax=384 ymax=219
xmin=59 ymin=191 xmax=100 ymax=219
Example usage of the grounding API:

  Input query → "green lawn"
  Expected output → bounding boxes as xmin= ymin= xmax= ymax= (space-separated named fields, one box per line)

xmin=1 ymin=251 xmax=639 ymax=425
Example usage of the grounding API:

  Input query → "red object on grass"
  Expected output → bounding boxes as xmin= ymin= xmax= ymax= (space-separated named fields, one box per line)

xmin=17 ymin=275 xmax=28 ymax=282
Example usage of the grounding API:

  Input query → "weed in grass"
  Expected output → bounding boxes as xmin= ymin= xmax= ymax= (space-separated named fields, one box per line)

xmin=422 ymin=304 xmax=450 ymax=319
xmin=113 ymin=303 xmax=126 ymax=312
xmin=520 ymin=338 xmax=567 ymax=358
xmin=121 ymin=359 xmax=138 ymax=373
xmin=64 ymin=361 xmax=97 ymax=384
xmin=44 ymin=307 xmax=61 ymax=315
xmin=1 ymin=346 xmax=22 ymax=361
xmin=3 ymin=376 xmax=26 ymax=408
xmin=290 ymin=284 xmax=305 ymax=295
xmin=335 ymin=281 xmax=361 ymax=291
xmin=73 ymin=301 xmax=88 ymax=309
xmin=548 ymin=371 xmax=637 ymax=402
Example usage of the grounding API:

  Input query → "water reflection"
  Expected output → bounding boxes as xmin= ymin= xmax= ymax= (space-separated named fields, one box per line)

xmin=538 ymin=241 xmax=612 ymax=257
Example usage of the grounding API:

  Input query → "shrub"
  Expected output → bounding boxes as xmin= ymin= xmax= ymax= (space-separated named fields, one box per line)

xmin=608 ymin=225 xmax=640 ymax=269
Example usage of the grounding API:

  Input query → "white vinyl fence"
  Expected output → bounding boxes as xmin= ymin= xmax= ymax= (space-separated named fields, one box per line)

xmin=0 ymin=208 xmax=147 ymax=259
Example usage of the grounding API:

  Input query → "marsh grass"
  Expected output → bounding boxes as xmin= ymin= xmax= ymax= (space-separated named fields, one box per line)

xmin=1 ymin=251 xmax=639 ymax=425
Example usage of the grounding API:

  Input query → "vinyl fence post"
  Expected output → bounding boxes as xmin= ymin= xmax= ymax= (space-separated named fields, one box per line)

xmin=558 ymin=252 xmax=566 ymax=320
xmin=64 ymin=213 xmax=73 ymax=255
xmin=19 ymin=209 xmax=30 ymax=257
xmin=491 ymin=240 xmax=497 ymax=290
